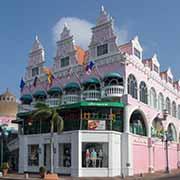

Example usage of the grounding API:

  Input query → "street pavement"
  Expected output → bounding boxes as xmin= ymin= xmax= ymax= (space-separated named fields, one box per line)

xmin=1 ymin=170 xmax=180 ymax=180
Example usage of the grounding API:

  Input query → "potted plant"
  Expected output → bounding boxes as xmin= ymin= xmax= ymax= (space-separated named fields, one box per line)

xmin=1 ymin=162 xmax=9 ymax=176
xmin=39 ymin=166 xmax=47 ymax=178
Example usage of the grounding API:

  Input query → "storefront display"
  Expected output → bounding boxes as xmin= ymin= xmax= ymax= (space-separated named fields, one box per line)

xmin=82 ymin=142 xmax=108 ymax=168
xmin=59 ymin=143 xmax=71 ymax=167
xmin=28 ymin=144 xmax=39 ymax=166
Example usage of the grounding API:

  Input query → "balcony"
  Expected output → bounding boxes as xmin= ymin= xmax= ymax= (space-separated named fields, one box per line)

xmin=18 ymin=104 xmax=33 ymax=113
xmin=103 ymin=85 xmax=124 ymax=98
xmin=46 ymin=98 xmax=61 ymax=107
xmin=82 ymin=90 xmax=101 ymax=101
xmin=62 ymin=94 xmax=80 ymax=104
xmin=31 ymin=100 xmax=46 ymax=108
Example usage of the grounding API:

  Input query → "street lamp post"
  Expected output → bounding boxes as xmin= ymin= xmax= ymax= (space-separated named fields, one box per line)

xmin=162 ymin=131 xmax=173 ymax=174
xmin=155 ymin=109 xmax=170 ymax=173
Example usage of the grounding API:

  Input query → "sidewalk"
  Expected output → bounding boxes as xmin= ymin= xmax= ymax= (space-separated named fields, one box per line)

xmin=1 ymin=169 xmax=180 ymax=180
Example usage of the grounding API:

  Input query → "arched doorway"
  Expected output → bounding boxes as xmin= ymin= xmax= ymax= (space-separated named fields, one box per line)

xmin=130 ymin=110 xmax=147 ymax=136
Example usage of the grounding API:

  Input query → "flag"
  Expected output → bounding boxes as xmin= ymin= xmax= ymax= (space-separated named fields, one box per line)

xmin=20 ymin=78 xmax=25 ymax=92
xmin=89 ymin=61 xmax=95 ymax=71
xmin=85 ymin=61 xmax=95 ymax=74
xmin=33 ymin=76 xmax=38 ymax=87
xmin=43 ymin=67 xmax=55 ymax=86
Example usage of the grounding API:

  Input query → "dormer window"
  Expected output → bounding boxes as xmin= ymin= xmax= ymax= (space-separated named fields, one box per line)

xmin=134 ymin=48 xmax=141 ymax=59
xmin=154 ymin=65 xmax=159 ymax=73
xmin=97 ymin=44 xmax=108 ymax=56
xmin=61 ymin=56 xmax=69 ymax=68
xmin=32 ymin=67 xmax=39 ymax=77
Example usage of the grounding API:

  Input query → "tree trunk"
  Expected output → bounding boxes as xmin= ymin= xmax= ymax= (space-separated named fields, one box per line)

xmin=50 ymin=124 xmax=54 ymax=174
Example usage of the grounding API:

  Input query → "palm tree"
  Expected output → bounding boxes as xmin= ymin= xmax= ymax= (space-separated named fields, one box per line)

xmin=32 ymin=102 xmax=64 ymax=173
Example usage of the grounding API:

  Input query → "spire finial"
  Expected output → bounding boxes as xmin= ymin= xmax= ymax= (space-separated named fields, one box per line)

xmin=64 ymin=22 xmax=68 ymax=28
xmin=35 ymin=35 xmax=38 ymax=41
xmin=101 ymin=5 xmax=104 ymax=12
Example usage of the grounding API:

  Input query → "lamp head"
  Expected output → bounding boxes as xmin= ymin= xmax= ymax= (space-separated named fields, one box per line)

xmin=163 ymin=109 xmax=168 ymax=120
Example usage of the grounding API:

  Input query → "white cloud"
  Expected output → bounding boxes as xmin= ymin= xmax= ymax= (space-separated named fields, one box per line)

xmin=52 ymin=17 xmax=129 ymax=49
xmin=115 ymin=26 xmax=129 ymax=45
xmin=53 ymin=17 xmax=93 ymax=49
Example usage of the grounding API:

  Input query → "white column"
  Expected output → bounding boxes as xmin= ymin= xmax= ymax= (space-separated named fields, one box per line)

xmin=121 ymin=132 xmax=133 ymax=176
xmin=124 ymin=105 xmax=130 ymax=133
xmin=71 ymin=131 xmax=81 ymax=177
xmin=18 ymin=135 xmax=28 ymax=173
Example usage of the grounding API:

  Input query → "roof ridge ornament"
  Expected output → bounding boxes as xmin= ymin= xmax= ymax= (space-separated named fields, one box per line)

xmin=60 ymin=22 xmax=71 ymax=40
xmin=31 ymin=34 xmax=43 ymax=52
xmin=97 ymin=6 xmax=110 ymax=26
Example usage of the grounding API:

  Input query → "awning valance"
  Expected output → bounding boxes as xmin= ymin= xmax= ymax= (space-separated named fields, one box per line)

xmin=64 ymin=82 xmax=80 ymax=90
xmin=47 ymin=87 xmax=62 ymax=95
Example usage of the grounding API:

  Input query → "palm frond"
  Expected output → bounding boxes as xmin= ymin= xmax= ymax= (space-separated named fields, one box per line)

xmin=34 ymin=102 xmax=49 ymax=109
xmin=32 ymin=109 xmax=52 ymax=121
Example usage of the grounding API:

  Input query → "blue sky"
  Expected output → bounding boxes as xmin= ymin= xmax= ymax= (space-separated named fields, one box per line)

xmin=0 ymin=0 xmax=180 ymax=98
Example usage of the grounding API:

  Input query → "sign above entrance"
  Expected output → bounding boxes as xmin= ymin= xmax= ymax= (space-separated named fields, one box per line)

xmin=88 ymin=120 xmax=106 ymax=130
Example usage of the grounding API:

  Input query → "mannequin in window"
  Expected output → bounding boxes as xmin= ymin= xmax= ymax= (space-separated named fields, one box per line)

xmin=98 ymin=149 xmax=103 ymax=167
xmin=85 ymin=149 xmax=90 ymax=167
xmin=91 ymin=149 xmax=97 ymax=167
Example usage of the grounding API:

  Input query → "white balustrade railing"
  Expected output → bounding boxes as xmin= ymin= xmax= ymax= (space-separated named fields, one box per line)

xmin=62 ymin=94 xmax=80 ymax=104
xmin=46 ymin=98 xmax=61 ymax=107
xmin=103 ymin=85 xmax=124 ymax=97
xmin=82 ymin=90 xmax=101 ymax=101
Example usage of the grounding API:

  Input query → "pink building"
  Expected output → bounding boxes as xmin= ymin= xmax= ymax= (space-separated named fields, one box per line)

xmin=16 ymin=6 xmax=180 ymax=177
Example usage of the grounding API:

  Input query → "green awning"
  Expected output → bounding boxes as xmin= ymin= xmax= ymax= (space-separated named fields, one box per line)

xmin=47 ymin=87 xmax=62 ymax=95
xmin=83 ymin=77 xmax=100 ymax=84
xmin=17 ymin=111 xmax=33 ymax=118
xmin=20 ymin=94 xmax=32 ymax=101
xmin=33 ymin=90 xmax=47 ymax=98
xmin=64 ymin=82 xmax=80 ymax=90
xmin=104 ymin=72 xmax=122 ymax=79
xmin=60 ymin=101 xmax=124 ymax=109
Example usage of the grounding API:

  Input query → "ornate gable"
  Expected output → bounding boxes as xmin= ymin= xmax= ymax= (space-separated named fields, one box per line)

xmin=25 ymin=36 xmax=45 ymax=81
xmin=88 ymin=6 xmax=118 ymax=59
xmin=53 ymin=24 xmax=77 ymax=72
xmin=131 ymin=36 xmax=143 ymax=60
xmin=151 ymin=54 xmax=160 ymax=67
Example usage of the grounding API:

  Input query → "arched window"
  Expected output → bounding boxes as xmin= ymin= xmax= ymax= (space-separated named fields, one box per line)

xmin=130 ymin=110 xmax=147 ymax=136
xmin=139 ymin=81 xmax=148 ymax=104
xmin=172 ymin=101 xmax=177 ymax=118
xmin=168 ymin=123 xmax=177 ymax=141
xmin=178 ymin=105 xmax=180 ymax=120
xmin=166 ymin=97 xmax=171 ymax=115
xmin=158 ymin=93 xmax=164 ymax=112
xmin=128 ymin=74 xmax=137 ymax=99
xmin=149 ymin=87 xmax=157 ymax=109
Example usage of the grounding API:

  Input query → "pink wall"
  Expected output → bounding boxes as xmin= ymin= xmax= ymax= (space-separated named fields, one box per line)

xmin=169 ymin=144 xmax=178 ymax=169
xmin=133 ymin=143 xmax=149 ymax=174
xmin=153 ymin=144 xmax=165 ymax=171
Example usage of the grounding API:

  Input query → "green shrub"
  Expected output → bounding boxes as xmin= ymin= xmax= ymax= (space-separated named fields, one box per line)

xmin=39 ymin=166 xmax=46 ymax=173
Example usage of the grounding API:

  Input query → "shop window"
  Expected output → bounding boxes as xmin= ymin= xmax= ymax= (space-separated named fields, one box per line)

xmin=97 ymin=44 xmax=108 ymax=56
xmin=82 ymin=142 xmax=108 ymax=168
xmin=32 ymin=67 xmax=39 ymax=77
xmin=28 ymin=144 xmax=39 ymax=166
xmin=61 ymin=56 xmax=69 ymax=68
xmin=59 ymin=143 xmax=71 ymax=167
